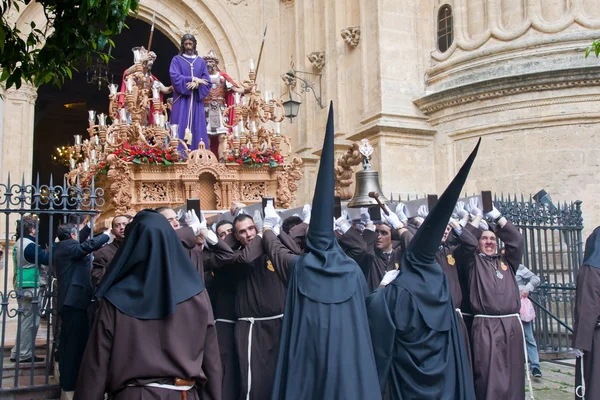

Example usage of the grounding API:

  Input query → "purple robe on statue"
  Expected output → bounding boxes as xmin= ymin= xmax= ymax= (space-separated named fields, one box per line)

xmin=169 ymin=55 xmax=211 ymax=151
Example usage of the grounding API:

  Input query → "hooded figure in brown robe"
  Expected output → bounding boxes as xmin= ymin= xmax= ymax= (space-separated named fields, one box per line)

xmin=572 ymin=226 xmax=600 ymax=399
xmin=454 ymin=211 xmax=526 ymax=399
xmin=75 ymin=210 xmax=222 ymax=400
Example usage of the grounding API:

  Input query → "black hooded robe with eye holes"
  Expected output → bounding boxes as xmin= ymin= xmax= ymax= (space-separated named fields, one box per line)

xmin=367 ymin=140 xmax=479 ymax=400
xmin=269 ymin=104 xmax=382 ymax=400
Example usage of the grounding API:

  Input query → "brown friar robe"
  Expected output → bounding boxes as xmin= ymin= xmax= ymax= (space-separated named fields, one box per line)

xmin=436 ymin=236 xmax=473 ymax=371
xmin=91 ymin=240 xmax=121 ymax=289
xmin=338 ymin=227 xmax=412 ymax=291
xmin=572 ymin=264 xmax=600 ymax=399
xmin=455 ymin=221 xmax=525 ymax=400
xmin=188 ymin=239 xmax=235 ymax=279
xmin=75 ymin=292 xmax=221 ymax=400
xmin=278 ymin=222 xmax=308 ymax=255
xmin=227 ymin=235 xmax=287 ymax=400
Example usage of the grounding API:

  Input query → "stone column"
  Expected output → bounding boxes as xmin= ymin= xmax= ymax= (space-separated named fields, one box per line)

xmin=1 ymin=82 xmax=37 ymax=185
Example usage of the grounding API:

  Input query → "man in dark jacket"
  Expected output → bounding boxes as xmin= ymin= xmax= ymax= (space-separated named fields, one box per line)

xmin=54 ymin=223 xmax=109 ymax=398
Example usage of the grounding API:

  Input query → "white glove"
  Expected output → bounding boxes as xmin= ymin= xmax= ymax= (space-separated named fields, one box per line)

xmin=301 ymin=204 xmax=311 ymax=224
xmin=479 ymin=219 xmax=489 ymax=231
xmin=467 ymin=198 xmax=483 ymax=217
xmin=176 ymin=209 xmax=184 ymax=221
xmin=573 ymin=348 xmax=584 ymax=358
xmin=263 ymin=204 xmax=281 ymax=231
xmin=485 ymin=206 xmax=501 ymax=221
xmin=395 ymin=203 xmax=408 ymax=223
xmin=449 ymin=218 xmax=462 ymax=235
xmin=253 ymin=210 xmax=264 ymax=232
xmin=360 ymin=208 xmax=372 ymax=225
xmin=335 ymin=210 xmax=351 ymax=234
xmin=273 ymin=225 xmax=281 ymax=236
xmin=383 ymin=205 xmax=403 ymax=230
xmin=185 ymin=210 xmax=202 ymax=236
xmin=417 ymin=205 xmax=429 ymax=218
xmin=199 ymin=222 xmax=218 ymax=245
xmin=380 ymin=270 xmax=400 ymax=287
xmin=454 ymin=201 xmax=468 ymax=219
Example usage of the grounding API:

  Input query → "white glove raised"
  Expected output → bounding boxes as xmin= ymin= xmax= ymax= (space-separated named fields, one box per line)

xmin=573 ymin=348 xmax=584 ymax=358
xmin=467 ymin=197 xmax=483 ymax=217
xmin=454 ymin=201 xmax=468 ymax=219
xmin=380 ymin=270 xmax=400 ymax=287
xmin=199 ymin=221 xmax=218 ymax=245
xmin=263 ymin=204 xmax=281 ymax=231
xmin=485 ymin=206 xmax=501 ymax=221
xmin=253 ymin=210 xmax=264 ymax=232
xmin=479 ymin=219 xmax=489 ymax=231
xmin=360 ymin=207 xmax=372 ymax=225
xmin=417 ymin=205 xmax=429 ymax=218
xmin=383 ymin=205 xmax=403 ymax=230
xmin=395 ymin=203 xmax=408 ymax=223
xmin=185 ymin=210 xmax=203 ymax=236
xmin=335 ymin=210 xmax=351 ymax=234
xmin=301 ymin=204 xmax=311 ymax=224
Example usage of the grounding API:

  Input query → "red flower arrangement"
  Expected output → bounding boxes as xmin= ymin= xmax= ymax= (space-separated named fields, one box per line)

xmin=227 ymin=147 xmax=284 ymax=168
xmin=80 ymin=143 xmax=186 ymax=187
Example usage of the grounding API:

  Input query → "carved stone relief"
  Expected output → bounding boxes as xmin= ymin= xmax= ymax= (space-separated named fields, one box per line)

xmin=307 ymin=51 xmax=325 ymax=70
xmin=341 ymin=26 xmax=361 ymax=48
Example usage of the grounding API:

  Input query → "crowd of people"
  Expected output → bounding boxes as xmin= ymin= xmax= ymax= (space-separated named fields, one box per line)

xmin=7 ymin=107 xmax=599 ymax=400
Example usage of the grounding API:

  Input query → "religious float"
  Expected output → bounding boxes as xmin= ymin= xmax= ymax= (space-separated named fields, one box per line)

xmin=63 ymin=45 xmax=303 ymax=223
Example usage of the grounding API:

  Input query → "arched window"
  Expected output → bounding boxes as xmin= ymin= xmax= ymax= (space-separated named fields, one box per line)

xmin=437 ymin=5 xmax=454 ymax=53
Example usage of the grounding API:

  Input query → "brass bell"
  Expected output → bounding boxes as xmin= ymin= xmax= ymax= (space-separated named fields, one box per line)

xmin=347 ymin=169 xmax=390 ymax=208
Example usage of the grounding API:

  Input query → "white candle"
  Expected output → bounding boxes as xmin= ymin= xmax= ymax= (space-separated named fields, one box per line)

xmin=69 ymin=158 xmax=75 ymax=169
xmin=126 ymin=77 xmax=134 ymax=93
xmin=83 ymin=160 xmax=90 ymax=172
xmin=93 ymin=135 xmax=100 ymax=145
xmin=264 ymin=91 xmax=271 ymax=102
xmin=170 ymin=124 xmax=179 ymax=139
xmin=90 ymin=149 xmax=96 ymax=162
xmin=238 ymin=120 xmax=245 ymax=134
xmin=108 ymin=84 xmax=118 ymax=95
xmin=248 ymin=59 xmax=256 ymax=73
xmin=234 ymin=92 xmax=241 ymax=105
xmin=233 ymin=125 xmax=240 ymax=139
xmin=251 ymin=121 xmax=257 ymax=134
xmin=152 ymin=87 xmax=160 ymax=100
xmin=98 ymin=113 xmax=107 ymax=127
xmin=88 ymin=110 xmax=96 ymax=124
xmin=275 ymin=122 xmax=281 ymax=135
xmin=119 ymin=109 xmax=128 ymax=124
xmin=74 ymin=135 xmax=82 ymax=145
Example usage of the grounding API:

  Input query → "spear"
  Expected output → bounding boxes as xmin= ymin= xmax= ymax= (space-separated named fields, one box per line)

xmin=147 ymin=11 xmax=156 ymax=52
xmin=254 ymin=25 xmax=268 ymax=78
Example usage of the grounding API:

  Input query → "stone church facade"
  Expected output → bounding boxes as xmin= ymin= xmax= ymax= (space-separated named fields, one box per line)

xmin=2 ymin=0 xmax=600 ymax=231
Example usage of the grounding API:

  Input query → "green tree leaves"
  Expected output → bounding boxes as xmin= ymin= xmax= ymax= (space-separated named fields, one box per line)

xmin=0 ymin=0 xmax=139 ymax=91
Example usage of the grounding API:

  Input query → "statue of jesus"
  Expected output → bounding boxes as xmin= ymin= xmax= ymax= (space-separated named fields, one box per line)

xmin=169 ymin=34 xmax=211 ymax=150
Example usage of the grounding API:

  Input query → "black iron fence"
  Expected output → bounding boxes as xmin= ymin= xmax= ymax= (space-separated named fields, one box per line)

xmin=0 ymin=174 xmax=103 ymax=391
xmin=496 ymin=193 xmax=583 ymax=354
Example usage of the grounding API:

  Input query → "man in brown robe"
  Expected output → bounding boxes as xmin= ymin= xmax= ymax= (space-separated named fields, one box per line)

xmin=454 ymin=206 xmax=527 ymax=400
xmin=337 ymin=211 xmax=413 ymax=291
xmin=572 ymin=226 xmax=600 ymax=399
xmin=75 ymin=210 xmax=221 ymax=399
xmin=226 ymin=213 xmax=287 ymax=400
xmin=91 ymin=215 xmax=130 ymax=288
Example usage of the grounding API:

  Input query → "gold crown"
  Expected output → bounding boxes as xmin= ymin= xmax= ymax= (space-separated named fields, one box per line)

xmin=174 ymin=20 xmax=205 ymax=38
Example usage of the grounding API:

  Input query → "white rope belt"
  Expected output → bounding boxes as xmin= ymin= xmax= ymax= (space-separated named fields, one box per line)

xmin=576 ymin=353 xmax=585 ymax=399
xmin=215 ymin=318 xmax=236 ymax=324
xmin=474 ymin=313 xmax=534 ymax=400
xmin=238 ymin=314 xmax=284 ymax=400
xmin=128 ymin=382 xmax=194 ymax=391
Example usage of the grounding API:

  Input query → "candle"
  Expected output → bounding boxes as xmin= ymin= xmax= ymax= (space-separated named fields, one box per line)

xmin=98 ymin=113 xmax=107 ymax=127
xmin=119 ymin=109 xmax=127 ymax=124
xmin=74 ymin=135 xmax=82 ymax=145
xmin=107 ymin=133 xmax=114 ymax=145
xmin=69 ymin=158 xmax=75 ymax=169
xmin=152 ymin=87 xmax=160 ymax=100
xmin=234 ymin=92 xmax=241 ymax=105
xmin=132 ymin=46 xmax=143 ymax=64
xmin=159 ymin=114 xmax=166 ymax=128
xmin=170 ymin=124 xmax=179 ymax=139
xmin=264 ymin=91 xmax=271 ymax=102
xmin=251 ymin=121 xmax=257 ymax=134
xmin=248 ymin=59 xmax=256 ymax=73
xmin=93 ymin=135 xmax=100 ymax=145
xmin=275 ymin=122 xmax=281 ymax=135
xmin=233 ymin=125 xmax=240 ymax=139
xmin=90 ymin=149 xmax=96 ymax=162
xmin=126 ymin=77 xmax=134 ymax=93
xmin=238 ymin=120 xmax=245 ymax=135
xmin=108 ymin=84 xmax=118 ymax=96
xmin=88 ymin=110 xmax=96 ymax=124
xmin=83 ymin=160 xmax=90 ymax=172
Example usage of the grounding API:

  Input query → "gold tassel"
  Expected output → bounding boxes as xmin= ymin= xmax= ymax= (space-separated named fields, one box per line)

xmin=184 ymin=128 xmax=192 ymax=145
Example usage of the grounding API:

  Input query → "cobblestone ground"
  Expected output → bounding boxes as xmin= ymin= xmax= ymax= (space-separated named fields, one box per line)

xmin=530 ymin=359 xmax=576 ymax=399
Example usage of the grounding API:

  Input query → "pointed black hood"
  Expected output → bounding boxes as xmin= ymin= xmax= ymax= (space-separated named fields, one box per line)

xmin=296 ymin=102 xmax=361 ymax=303
xmin=391 ymin=138 xmax=481 ymax=331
